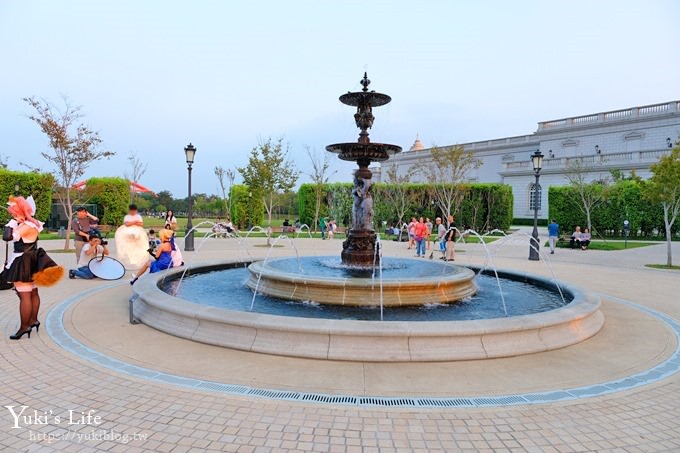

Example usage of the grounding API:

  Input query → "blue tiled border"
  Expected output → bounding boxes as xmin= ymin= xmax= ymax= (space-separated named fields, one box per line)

xmin=46 ymin=286 xmax=680 ymax=408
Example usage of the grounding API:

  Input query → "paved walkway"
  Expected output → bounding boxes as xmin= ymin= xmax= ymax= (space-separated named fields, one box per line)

xmin=1 ymin=233 xmax=679 ymax=451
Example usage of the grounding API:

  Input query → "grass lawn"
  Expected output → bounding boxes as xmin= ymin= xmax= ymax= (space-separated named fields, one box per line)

xmin=547 ymin=240 xmax=656 ymax=251
xmin=645 ymin=264 xmax=680 ymax=270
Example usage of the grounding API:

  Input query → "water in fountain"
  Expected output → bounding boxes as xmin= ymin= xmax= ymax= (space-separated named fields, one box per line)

xmin=459 ymin=228 xmax=508 ymax=316
xmin=370 ymin=234 xmax=384 ymax=320
xmin=167 ymin=266 xmax=570 ymax=321
xmin=488 ymin=231 xmax=567 ymax=304
xmin=243 ymin=226 xmax=267 ymax=239
xmin=169 ymin=220 xmax=259 ymax=294
xmin=296 ymin=224 xmax=312 ymax=239
xmin=249 ymin=234 xmax=305 ymax=311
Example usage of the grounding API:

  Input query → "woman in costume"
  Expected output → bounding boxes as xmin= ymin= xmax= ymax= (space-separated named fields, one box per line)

xmin=129 ymin=228 xmax=175 ymax=285
xmin=5 ymin=196 xmax=64 ymax=340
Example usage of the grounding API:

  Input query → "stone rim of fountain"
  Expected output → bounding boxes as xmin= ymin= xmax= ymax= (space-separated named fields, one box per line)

xmin=131 ymin=260 xmax=604 ymax=362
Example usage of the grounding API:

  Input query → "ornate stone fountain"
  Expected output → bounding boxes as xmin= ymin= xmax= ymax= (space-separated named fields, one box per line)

xmin=326 ymin=73 xmax=402 ymax=267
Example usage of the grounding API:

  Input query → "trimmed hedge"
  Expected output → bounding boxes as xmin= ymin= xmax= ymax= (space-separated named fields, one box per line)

xmin=297 ymin=182 xmax=513 ymax=231
xmin=548 ymin=180 xmax=675 ymax=238
xmin=0 ymin=168 xmax=54 ymax=224
xmin=86 ymin=177 xmax=130 ymax=226
xmin=229 ymin=184 xmax=264 ymax=229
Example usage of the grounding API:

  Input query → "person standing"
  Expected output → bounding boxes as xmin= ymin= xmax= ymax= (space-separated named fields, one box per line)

xmin=445 ymin=215 xmax=457 ymax=261
xmin=327 ymin=219 xmax=337 ymax=240
xmin=124 ymin=204 xmax=144 ymax=227
xmin=319 ymin=216 xmax=327 ymax=240
xmin=4 ymin=196 xmax=63 ymax=340
xmin=69 ymin=232 xmax=109 ymax=279
xmin=71 ymin=207 xmax=98 ymax=262
xmin=435 ymin=217 xmax=447 ymax=259
xmin=548 ymin=219 xmax=559 ymax=254
xmin=425 ymin=217 xmax=433 ymax=251
xmin=414 ymin=217 xmax=428 ymax=257
xmin=164 ymin=209 xmax=177 ymax=231
xmin=407 ymin=217 xmax=417 ymax=249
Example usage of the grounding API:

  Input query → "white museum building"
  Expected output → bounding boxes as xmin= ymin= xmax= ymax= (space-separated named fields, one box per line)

xmin=384 ymin=100 xmax=680 ymax=220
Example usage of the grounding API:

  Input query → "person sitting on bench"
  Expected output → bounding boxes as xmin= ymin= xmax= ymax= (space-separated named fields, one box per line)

xmin=580 ymin=228 xmax=591 ymax=250
xmin=569 ymin=226 xmax=582 ymax=249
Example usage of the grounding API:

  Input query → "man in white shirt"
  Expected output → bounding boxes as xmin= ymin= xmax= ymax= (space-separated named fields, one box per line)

xmin=69 ymin=232 xmax=109 ymax=279
xmin=123 ymin=204 xmax=144 ymax=227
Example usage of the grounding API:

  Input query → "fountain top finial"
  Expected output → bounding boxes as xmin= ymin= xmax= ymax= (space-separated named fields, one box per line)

xmin=361 ymin=72 xmax=370 ymax=92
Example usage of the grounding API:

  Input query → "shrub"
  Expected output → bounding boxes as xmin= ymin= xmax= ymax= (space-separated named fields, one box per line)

xmin=86 ymin=177 xmax=130 ymax=226
xmin=229 ymin=184 xmax=264 ymax=229
xmin=297 ymin=182 xmax=513 ymax=232
xmin=0 ymin=169 xmax=54 ymax=224
xmin=549 ymin=180 xmax=676 ymax=238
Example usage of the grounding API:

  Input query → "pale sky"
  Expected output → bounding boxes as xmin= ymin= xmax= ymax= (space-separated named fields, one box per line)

xmin=1 ymin=0 xmax=678 ymax=197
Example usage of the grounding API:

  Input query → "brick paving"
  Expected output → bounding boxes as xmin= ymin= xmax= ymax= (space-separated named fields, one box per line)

xmin=1 ymin=233 xmax=679 ymax=451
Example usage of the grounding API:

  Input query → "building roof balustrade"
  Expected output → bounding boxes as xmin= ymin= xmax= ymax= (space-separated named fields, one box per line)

xmin=537 ymin=101 xmax=679 ymax=131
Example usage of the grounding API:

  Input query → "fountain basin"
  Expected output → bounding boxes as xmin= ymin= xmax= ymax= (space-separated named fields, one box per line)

xmin=130 ymin=260 xmax=605 ymax=362
xmin=246 ymin=257 xmax=477 ymax=306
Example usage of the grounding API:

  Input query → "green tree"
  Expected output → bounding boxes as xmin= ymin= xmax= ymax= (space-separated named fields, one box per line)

xmin=644 ymin=145 xmax=680 ymax=266
xmin=23 ymin=96 xmax=114 ymax=249
xmin=125 ymin=152 xmax=148 ymax=203
xmin=155 ymin=190 xmax=174 ymax=212
xmin=238 ymin=138 xmax=299 ymax=242
xmin=564 ymin=157 xmax=609 ymax=233
xmin=379 ymin=163 xmax=419 ymax=227
xmin=326 ymin=183 xmax=353 ymax=228
xmin=229 ymin=184 xmax=264 ymax=229
xmin=413 ymin=145 xmax=481 ymax=219
xmin=304 ymin=146 xmax=335 ymax=232
xmin=214 ymin=165 xmax=236 ymax=217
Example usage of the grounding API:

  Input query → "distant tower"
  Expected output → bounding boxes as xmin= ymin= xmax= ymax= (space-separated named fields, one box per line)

xmin=409 ymin=134 xmax=424 ymax=151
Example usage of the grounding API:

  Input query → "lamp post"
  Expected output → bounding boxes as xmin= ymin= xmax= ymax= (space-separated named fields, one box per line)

xmin=184 ymin=143 xmax=197 ymax=252
xmin=529 ymin=149 xmax=544 ymax=261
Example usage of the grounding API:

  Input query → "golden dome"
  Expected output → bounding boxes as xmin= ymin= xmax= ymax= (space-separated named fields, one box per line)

xmin=409 ymin=134 xmax=424 ymax=151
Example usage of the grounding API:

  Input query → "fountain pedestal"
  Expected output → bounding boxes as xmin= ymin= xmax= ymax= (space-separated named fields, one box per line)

xmin=341 ymin=229 xmax=379 ymax=267
xmin=326 ymin=73 xmax=402 ymax=267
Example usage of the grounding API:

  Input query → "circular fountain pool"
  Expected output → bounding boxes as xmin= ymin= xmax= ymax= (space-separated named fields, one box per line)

xmin=131 ymin=259 xmax=604 ymax=361
xmin=165 ymin=257 xmax=569 ymax=321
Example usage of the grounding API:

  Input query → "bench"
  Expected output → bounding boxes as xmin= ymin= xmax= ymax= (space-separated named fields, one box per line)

xmin=97 ymin=225 xmax=114 ymax=238
xmin=268 ymin=226 xmax=348 ymax=236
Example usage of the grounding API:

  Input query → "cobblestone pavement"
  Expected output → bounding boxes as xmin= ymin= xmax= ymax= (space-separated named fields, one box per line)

xmin=1 ymin=234 xmax=679 ymax=452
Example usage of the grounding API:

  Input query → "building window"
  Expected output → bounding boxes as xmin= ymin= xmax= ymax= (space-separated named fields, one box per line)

xmin=529 ymin=183 xmax=542 ymax=211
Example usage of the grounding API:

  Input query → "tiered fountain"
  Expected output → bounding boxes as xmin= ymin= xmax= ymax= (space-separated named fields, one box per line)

xmin=325 ymin=72 xmax=402 ymax=267
xmin=245 ymin=73 xmax=477 ymax=306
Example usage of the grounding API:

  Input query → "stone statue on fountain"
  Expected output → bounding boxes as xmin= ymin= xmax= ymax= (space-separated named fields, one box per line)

xmin=352 ymin=174 xmax=373 ymax=231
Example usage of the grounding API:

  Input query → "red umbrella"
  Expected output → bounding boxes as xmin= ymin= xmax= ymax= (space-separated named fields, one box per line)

xmin=73 ymin=180 xmax=155 ymax=195
xmin=129 ymin=181 xmax=155 ymax=195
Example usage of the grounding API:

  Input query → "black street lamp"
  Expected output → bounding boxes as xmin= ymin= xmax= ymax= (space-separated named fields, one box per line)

xmin=529 ymin=149 xmax=544 ymax=261
xmin=184 ymin=143 xmax=197 ymax=252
